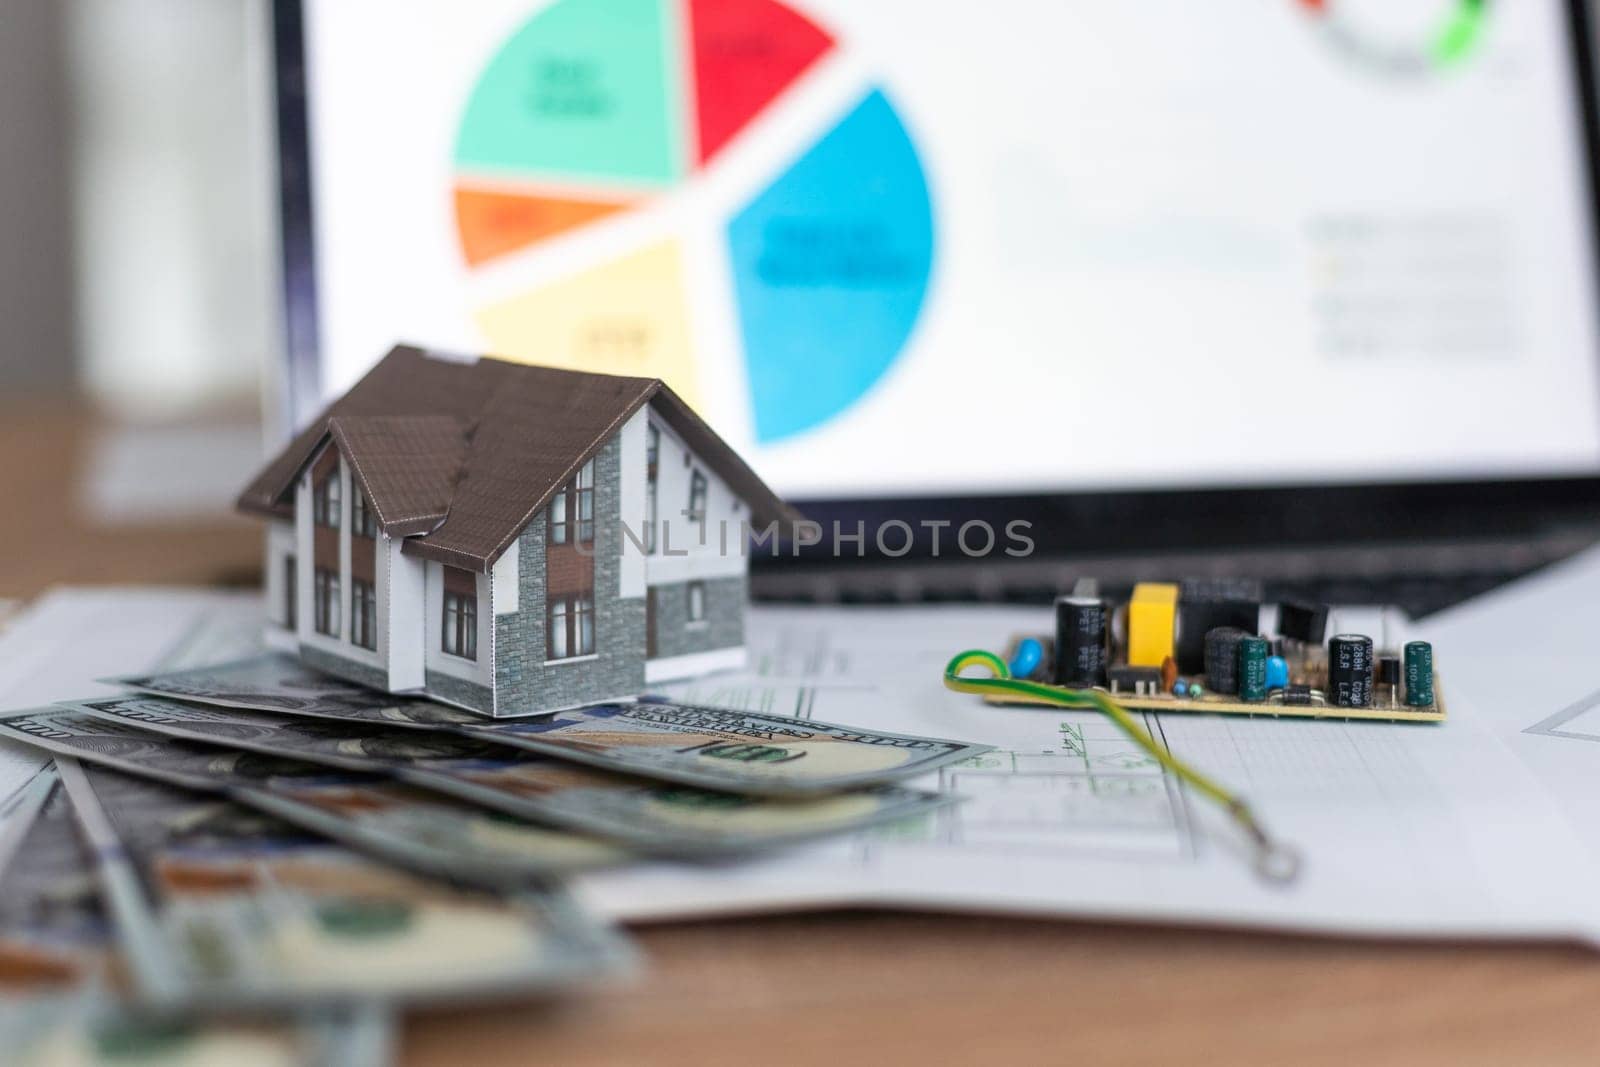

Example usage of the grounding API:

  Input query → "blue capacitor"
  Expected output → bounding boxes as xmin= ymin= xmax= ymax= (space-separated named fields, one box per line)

xmin=1009 ymin=638 xmax=1044 ymax=680
xmin=1265 ymin=655 xmax=1289 ymax=691
xmin=1172 ymin=680 xmax=1189 ymax=696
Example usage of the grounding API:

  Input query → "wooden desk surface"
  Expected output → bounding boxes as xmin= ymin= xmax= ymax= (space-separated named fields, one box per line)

xmin=4 ymin=401 xmax=1598 ymax=1065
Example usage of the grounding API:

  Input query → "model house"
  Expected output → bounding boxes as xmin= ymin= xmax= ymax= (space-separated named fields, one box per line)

xmin=237 ymin=344 xmax=799 ymax=716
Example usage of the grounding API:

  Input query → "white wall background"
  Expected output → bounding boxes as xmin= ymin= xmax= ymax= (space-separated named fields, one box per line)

xmin=69 ymin=0 xmax=278 ymax=415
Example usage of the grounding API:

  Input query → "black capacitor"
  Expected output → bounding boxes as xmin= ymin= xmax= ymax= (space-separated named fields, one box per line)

xmin=1328 ymin=634 xmax=1375 ymax=708
xmin=1278 ymin=601 xmax=1330 ymax=645
xmin=1203 ymin=626 xmax=1249 ymax=695
xmin=1054 ymin=595 xmax=1108 ymax=688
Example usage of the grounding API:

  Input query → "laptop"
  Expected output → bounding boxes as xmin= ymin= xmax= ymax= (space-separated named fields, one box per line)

xmin=269 ymin=0 xmax=1600 ymax=615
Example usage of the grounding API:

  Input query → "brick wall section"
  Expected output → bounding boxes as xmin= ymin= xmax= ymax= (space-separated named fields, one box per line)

xmin=495 ymin=434 xmax=646 ymax=716
xmin=300 ymin=643 xmax=387 ymax=691
xmin=649 ymin=575 xmax=745 ymax=659
xmin=425 ymin=669 xmax=493 ymax=714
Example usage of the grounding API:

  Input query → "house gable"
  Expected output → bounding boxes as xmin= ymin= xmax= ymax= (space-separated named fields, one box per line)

xmin=493 ymin=432 xmax=644 ymax=715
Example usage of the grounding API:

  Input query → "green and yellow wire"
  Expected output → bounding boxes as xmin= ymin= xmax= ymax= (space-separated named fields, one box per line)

xmin=943 ymin=649 xmax=1301 ymax=884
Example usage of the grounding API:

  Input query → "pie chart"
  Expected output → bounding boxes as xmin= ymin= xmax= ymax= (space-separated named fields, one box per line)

xmin=452 ymin=0 xmax=934 ymax=444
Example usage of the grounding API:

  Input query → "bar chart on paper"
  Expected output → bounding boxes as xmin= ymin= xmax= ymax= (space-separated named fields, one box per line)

xmin=451 ymin=0 xmax=934 ymax=444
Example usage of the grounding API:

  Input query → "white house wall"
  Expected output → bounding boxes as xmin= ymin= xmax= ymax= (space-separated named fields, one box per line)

xmin=387 ymin=538 xmax=425 ymax=691
xmin=263 ymin=519 xmax=294 ymax=628
xmin=294 ymin=466 xmax=314 ymax=646
xmin=617 ymin=407 xmax=648 ymax=600
xmin=645 ymin=408 xmax=747 ymax=585
xmin=492 ymin=539 xmax=519 ymax=616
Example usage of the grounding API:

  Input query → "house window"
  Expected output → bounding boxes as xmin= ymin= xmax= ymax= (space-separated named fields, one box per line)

xmin=687 ymin=580 xmax=706 ymax=624
xmin=645 ymin=425 xmax=659 ymax=554
xmin=549 ymin=485 xmax=568 ymax=544
xmin=351 ymin=488 xmax=376 ymax=539
xmin=547 ymin=459 xmax=595 ymax=545
xmin=313 ymin=568 xmax=339 ymax=636
xmin=550 ymin=598 xmax=568 ymax=659
xmin=547 ymin=596 xmax=595 ymax=660
xmin=351 ymin=579 xmax=376 ymax=650
xmin=442 ymin=590 xmax=477 ymax=660
xmin=283 ymin=554 xmax=297 ymax=628
xmin=313 ymin=470 xmax=340 ymax=528
xmin=688 ymin=469 xmax=707 ymax=525
xmin=575 ymin=596 xmax=594 ymax=655
xmin=576 ymin=459 xmax=594 ymax=543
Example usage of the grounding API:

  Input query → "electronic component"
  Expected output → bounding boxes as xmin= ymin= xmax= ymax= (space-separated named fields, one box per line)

xmin=1179 ymin=577 xmax=1264 ymax=602
xmin=1265 ymin=655 xmax=1289 ymax=692
xmin=1108 ymin=664 xmax=1163 ymax=696
xmin=1008 ymin=637 xmax=1044 ymax=681
xmin=989 ymin=579 xmax=1443 ymax=723
xmin=1053 ymin=595 xmax=1108 ymax=688
xmin=1203 ymin=626 xmax=1248 ymax=695
xmin=1176 ymin=579 xmax=1260 ymax=673
xmin=1238 ymin=634 xmax=1269 ymax=702
xmin=1127 ymin=582 xmax=1178 ymax=667
xmin=1377 ymin=655 xmax=1401 ymax=706
xmin=1160 ymin=655 xmax=1179 ymax=694
xmin=1277 ymin=601 xmax=1330 ymax=644
xmin=1404 ymin=641 xmax=1434 ymax=707
xmin=1329 ymin=634 xmax=1375 ymax=708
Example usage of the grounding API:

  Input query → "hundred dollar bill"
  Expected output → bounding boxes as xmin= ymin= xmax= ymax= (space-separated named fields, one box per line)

xmin=0 ymin=767 xmax=109 ymax=993
xmin=53 ymin=756 xmax=632 ymax=1011
xmin=115 ymin=655 xmax=992 ymax=796
xmin=0 ymin=995 xmax=384 ymax=1067
xmin=64 ymin=695 xmax=958 ymax=854
xmin=0 ymin=708 xmax=628 ymax=890
xmin=0 ymin=765 xmax=382 ymax=1067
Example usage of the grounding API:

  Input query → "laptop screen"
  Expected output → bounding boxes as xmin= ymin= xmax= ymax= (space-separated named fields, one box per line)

xmin=282 ymin=0 xmax=1600 ymax=501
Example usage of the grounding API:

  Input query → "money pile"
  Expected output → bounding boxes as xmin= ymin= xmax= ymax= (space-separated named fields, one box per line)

xmin=0 ymin=655 xmax=987 ymax=1063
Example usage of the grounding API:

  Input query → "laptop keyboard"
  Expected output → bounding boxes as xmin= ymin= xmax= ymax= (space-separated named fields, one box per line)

xmin=751 ymin=530 xmax=1599 ymax=619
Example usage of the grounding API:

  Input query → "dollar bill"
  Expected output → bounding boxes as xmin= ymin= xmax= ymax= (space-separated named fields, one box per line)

xmin=0 ymin=995 xmax=380 ymax=1067
xmin=61 ymin=696 xmax=958 ymax=854
xmin=115 ymin=655 xmax=993 ymax=796
xmin=52 ymin=757 xmax=633 ymax=1011
xmin=0 ymin=709 xmax=628 ymax=891
xmin=0 ymin=765 xmax=384 ymax=1067
xmin=0 ymin=767 xmax=109 ymax=993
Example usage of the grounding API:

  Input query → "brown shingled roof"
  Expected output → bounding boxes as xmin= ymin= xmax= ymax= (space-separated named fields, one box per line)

xmin=238 ymin=344 xmax=802 ymax=571
xmin=328 ymin=414 xmax=470 ymax=537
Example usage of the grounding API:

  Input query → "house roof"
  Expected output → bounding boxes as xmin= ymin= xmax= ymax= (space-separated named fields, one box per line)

xmin=327 ymin=415 xmax=471 ymax=537
xmin=238 ymin=344 xmax=803 ymax=571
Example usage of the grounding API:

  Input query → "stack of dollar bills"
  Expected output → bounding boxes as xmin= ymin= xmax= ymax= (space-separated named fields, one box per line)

xmin=0 ymin=655 xmax=987 ymax=1064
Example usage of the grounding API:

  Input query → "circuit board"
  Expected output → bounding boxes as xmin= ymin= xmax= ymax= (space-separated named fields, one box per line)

xmin=990 ymin=580 xmax=1446 ymax=724
xmin=988 ymin=636 xmax=1446 ymax=722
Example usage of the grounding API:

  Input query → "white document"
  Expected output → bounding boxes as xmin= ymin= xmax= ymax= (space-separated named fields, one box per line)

xmin=3 ymin=587 xmax=1599 ymax=942
xmin=1424 ymin=545 xmax=1600 ymax=859
xmin=0 ymin=587 xmax=264 ymax=806
xmin=581 ymin=605 xmax=1600 ymax=941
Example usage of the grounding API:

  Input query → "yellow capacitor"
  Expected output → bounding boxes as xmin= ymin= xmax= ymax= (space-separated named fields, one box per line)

xmin=1127 ymin=582 xmax=1179 ymax=668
